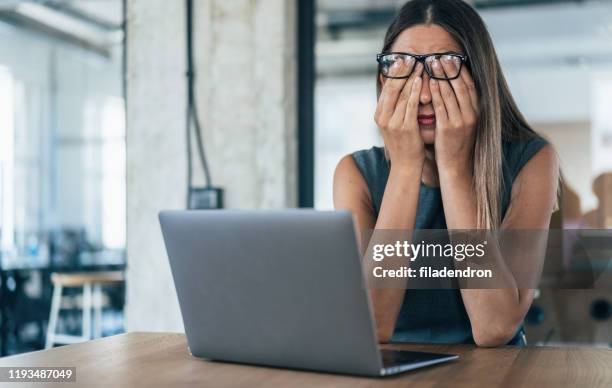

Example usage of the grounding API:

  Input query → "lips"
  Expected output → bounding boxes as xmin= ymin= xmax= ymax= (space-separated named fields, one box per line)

xmin=418 ymin=114 xmax=435 ymax=126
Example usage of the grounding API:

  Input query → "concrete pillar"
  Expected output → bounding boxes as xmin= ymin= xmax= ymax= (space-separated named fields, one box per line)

xmin=126 ymin=0 xmax=297 ymax=332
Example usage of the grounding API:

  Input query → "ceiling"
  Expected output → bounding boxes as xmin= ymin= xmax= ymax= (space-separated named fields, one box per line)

xmin=0 ymin=0 xmax=123 ymax=55
xmin=316 ymin=0 xmax=612 ymax=75
xmin=317 ymin=0 xmax=597 ymax=33
xmin=44 ymin=0 xmax=123 ymax=29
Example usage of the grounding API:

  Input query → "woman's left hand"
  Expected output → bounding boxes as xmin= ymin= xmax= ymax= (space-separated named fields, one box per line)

xmin=429 ymin=57 xmax=479 ymax=173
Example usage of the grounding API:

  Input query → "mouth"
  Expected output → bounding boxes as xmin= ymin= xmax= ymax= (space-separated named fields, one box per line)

xmin=418 ymin=114 xmax=436 ymax=127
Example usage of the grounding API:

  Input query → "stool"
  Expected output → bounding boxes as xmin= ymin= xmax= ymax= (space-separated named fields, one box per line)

xmin=45 ymin=271 xmax=124 ymax=349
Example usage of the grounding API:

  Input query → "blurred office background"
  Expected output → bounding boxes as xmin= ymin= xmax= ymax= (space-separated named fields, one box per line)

xmin=0 ymin=0 xmax=125 ymax=355
xmin=314 ymin=0 xmax=612 ymax=346
xmin=0 ymin=0 xmax=611 ymax=355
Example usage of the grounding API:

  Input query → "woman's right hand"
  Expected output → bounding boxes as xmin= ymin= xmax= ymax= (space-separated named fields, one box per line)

xmin=374 ymin=62 xmax=425 ymax=169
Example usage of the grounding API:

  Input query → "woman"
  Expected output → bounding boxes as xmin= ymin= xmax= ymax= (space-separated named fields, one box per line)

xmin=333 ymin=0 xmax=559 ymax=347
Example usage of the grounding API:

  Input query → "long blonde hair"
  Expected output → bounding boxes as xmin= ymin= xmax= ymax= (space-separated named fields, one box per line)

xmin=377 ymin=0 xmax=540 ymax=229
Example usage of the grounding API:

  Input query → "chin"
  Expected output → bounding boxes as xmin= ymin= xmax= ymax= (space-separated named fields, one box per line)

xmin=419 ymin=126 xmax=435 ymax=145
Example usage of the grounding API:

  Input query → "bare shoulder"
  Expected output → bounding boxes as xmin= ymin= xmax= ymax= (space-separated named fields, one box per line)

xmin=334 ymin=154 xmax=365 ymax=185
xmin=333 ymin=154 xmax=372 ymax=209
xmin=504 ymin=144 xmax=560 ymax=228
xmin=333 ymin=154 xmax=377 ymax=234
xmin=516 ymin=143 xmax=559 ymax=184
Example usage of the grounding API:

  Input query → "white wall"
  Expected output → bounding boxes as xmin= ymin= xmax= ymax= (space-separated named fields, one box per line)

xmin=126 ymin=0 xmax=297 ymax=332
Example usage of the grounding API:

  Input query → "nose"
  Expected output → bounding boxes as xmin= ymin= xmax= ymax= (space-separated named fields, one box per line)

xmin=419 ymin=72 xmax=432 ymax=105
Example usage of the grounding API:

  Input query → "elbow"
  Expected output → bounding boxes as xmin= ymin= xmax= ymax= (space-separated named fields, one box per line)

xmin=472 ymin=320 xmax=521 ymax=348
xmin=376 ymin=324 xmax=394 ymax=344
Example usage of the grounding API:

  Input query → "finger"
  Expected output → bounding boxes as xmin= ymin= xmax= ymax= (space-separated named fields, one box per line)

xmin=429 ymin=78 xmax=448 ymax=126
xmin=429 ymin=56 xmax=446 ymax=79
xmin=387 ymin=55 xmax=415 ymax=78
xmin=431 ymin=59 xmax=462 ymax=123
xmin=389 ymin=63 xmax=424 ymax=127
xmin=403 ymin=75 xmax=422 ymax=127
xmin=376 ymin=60 xmax=411 ymax=123
xmin=440 ymin=54 xmax=462 ymax=80
xmin=377 ymin=60 xmax=406 ymax=110
xmin=460 ymin=66 xmax=479 ymax=114
xmin=442 ymin=57 xmax=475 ymax=117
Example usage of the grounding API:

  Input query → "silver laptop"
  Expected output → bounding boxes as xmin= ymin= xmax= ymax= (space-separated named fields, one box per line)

xmin=159 ymin=209 xmax=458 ymax=377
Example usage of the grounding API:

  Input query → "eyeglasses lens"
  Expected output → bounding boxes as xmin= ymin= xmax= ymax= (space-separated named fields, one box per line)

xmin=379 ymin=54 xmax=462 ymax=79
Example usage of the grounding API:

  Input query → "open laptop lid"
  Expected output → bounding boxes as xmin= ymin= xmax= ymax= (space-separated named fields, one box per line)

xmin=159 ymin=209 xmax=384 ymax=376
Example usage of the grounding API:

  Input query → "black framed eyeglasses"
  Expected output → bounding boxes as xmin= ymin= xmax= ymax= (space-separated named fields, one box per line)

xmin=376 ymin=52 xmax=468 ymax=80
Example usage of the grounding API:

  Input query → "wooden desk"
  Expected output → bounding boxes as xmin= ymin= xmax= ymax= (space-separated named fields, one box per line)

xmin=1 ymin=332 xmax=611 ymax=387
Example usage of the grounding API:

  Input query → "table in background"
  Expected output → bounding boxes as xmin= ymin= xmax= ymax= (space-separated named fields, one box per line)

xmin=0 ymin=252 xmax=126 ymax=356
xmin=1 ymin=332 xmax=611 ymax=387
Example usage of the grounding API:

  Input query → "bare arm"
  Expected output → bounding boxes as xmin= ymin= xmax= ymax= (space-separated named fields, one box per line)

xmin=333 ymin=155 xmax=422 ymax=343
xmin=431 ymin=57 xmax=559 ymax=347
xmin=441 ymin=145 xmax=558 ymax=346
xmin=333 ymin=62 xmax=425 ymax=343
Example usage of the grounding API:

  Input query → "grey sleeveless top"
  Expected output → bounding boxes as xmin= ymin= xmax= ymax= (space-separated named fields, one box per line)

xmin=352 ymin=136 xmax=548 ymax=345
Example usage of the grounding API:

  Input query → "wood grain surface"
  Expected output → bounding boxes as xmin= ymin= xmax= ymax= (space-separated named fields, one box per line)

xmin=1 ymin=332 xmax=611 ymax=387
